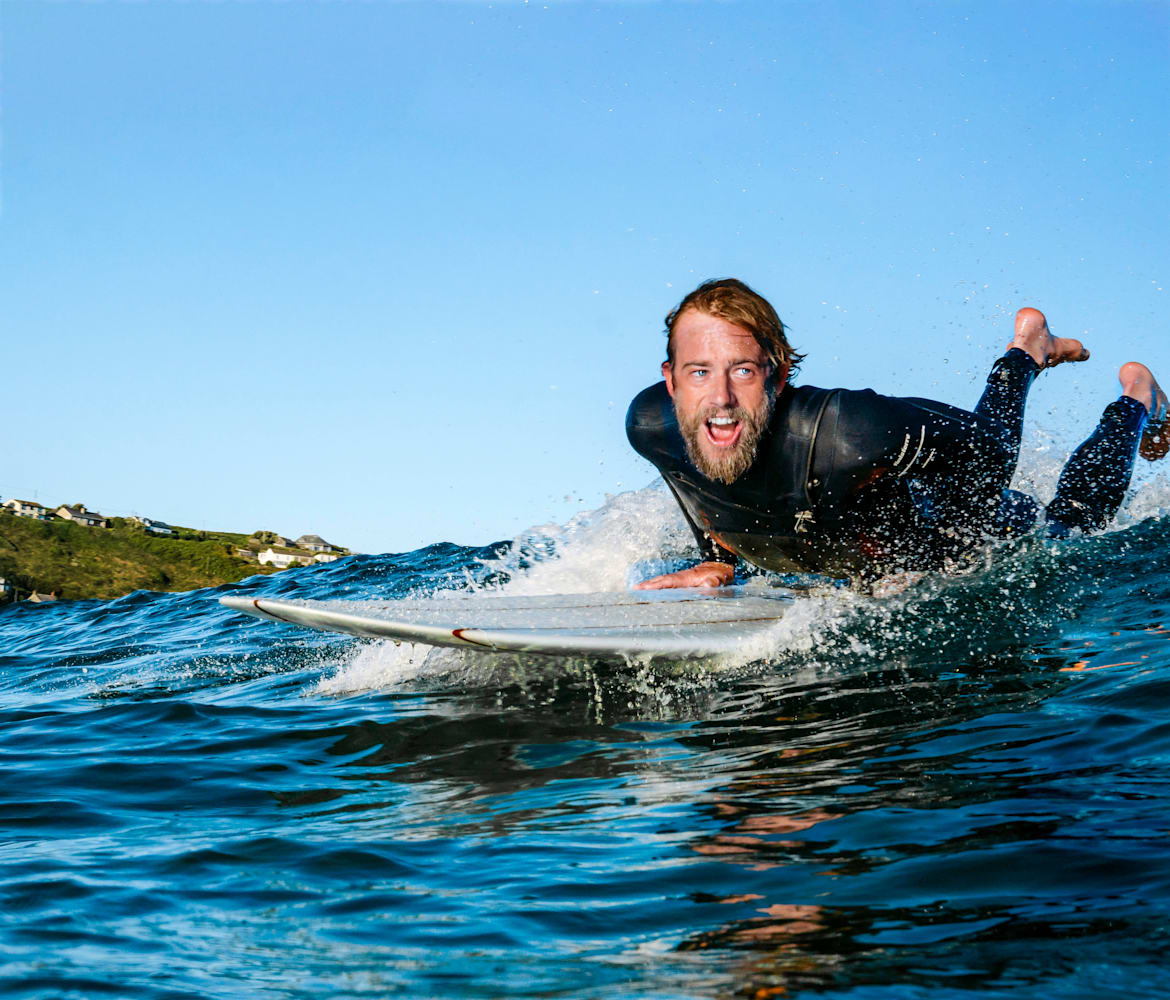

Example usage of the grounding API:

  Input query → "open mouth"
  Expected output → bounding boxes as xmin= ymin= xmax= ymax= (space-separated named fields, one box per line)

xmin=704 ymin=415 xmax=743 ymax=449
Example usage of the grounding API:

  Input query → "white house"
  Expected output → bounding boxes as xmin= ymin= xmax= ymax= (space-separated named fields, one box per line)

xmin=257 ymin=548 xmax=314 ymax=569
xmin=3 ymin=499 xmax=52 ymax=521
xmin=129 ymin=515 xmax=174 ymax=535
xmin=313 ymin=553 xmax=340 ymax=563
xmin=56 ymin=505 xmax=110 ymax=528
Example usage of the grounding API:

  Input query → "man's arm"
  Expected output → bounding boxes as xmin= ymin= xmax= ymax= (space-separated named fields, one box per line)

xmin=633 ymin=560 xmax=735 ymax=590
xmin=633 ymin=480 xmax=737 ymax=589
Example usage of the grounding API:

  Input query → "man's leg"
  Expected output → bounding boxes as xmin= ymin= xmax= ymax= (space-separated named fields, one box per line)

xmin=974 ymin=307 xmax=1090 ymax=460
xmin=970 ymin=308 xmax=1089 ymax=536
xmin=1046 ymin=362 xmax=1167 ymax=535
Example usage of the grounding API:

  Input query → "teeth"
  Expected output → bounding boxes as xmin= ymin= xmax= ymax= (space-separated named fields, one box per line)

xmin=709 ymin=417 xmax=736 ymax=426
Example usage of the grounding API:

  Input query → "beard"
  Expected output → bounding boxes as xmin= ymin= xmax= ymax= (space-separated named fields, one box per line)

xmin=676 ymin=393 xmax=774 ymax=485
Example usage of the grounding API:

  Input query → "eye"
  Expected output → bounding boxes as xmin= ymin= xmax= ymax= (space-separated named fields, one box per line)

xmin=733 ymin=366 xmax=758 ymax=380
xmin=689 ymin=368 xmax=709 ymax=379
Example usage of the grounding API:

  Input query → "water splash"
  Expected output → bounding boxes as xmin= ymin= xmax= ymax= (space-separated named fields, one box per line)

xmin=316 ymin=431 xmax=1170 ymax=695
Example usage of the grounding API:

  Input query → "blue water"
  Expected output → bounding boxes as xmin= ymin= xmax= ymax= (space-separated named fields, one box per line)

xmin=3 ymin=482 xmax=1170 ymax=999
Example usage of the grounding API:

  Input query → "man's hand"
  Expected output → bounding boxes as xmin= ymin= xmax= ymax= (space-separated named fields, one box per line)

xmin=633 ymin=561 xmax=735 ymax=590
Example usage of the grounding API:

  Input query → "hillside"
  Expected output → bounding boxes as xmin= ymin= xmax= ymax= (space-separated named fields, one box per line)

xmin=0 ymin=512 xmax=281 ymax=602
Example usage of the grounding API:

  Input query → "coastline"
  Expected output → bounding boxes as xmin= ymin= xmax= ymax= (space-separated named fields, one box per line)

xmin=0 ymin=511 xmax=329 ymax=603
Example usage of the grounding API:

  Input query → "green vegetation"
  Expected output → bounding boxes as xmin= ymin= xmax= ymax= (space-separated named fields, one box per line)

xmin=0 ymin=512 xmax=280 ymax=602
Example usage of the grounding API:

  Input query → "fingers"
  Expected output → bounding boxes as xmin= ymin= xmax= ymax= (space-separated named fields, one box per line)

xmin=634 ymin=572 xmax=690 ymax=590
xmin=632 ymin=564 xmax=733 ymax=590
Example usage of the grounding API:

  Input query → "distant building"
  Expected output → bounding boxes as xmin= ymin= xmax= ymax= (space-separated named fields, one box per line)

xmin=234 ymin=548 xmax=258 ymax=562
xmin=27 ymin=591 xmax=58 ymax=603
xmin=0 ymin=577 xmax=12 ymax=600
xmin=257 ymin=548 xmax=314 ymax=569
xmin=312 ymin=553 xmax=339 ymax=563
xmin=56 ymin=505 xmax=111 ymax=528
xmin=129 ymin=515 xmax=174 ymax=535
xmin=3 ymin=499 xmax=53 ymax=521
xmin=296 ymin=534 xmax=341 ymax=553
xmin=249 ymin=530 xmax=292 ymax=547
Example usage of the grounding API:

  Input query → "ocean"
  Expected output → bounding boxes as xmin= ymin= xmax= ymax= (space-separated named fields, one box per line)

xmin=3 ymin=470 xmax=1170 ymax=999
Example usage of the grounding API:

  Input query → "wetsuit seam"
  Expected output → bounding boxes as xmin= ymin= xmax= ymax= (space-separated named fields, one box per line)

xmin=803 ymin=389 xmax=837 ymax=509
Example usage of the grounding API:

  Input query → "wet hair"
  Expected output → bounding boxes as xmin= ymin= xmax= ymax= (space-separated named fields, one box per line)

xmin=664 ymin=278 xmax=805 ymax=378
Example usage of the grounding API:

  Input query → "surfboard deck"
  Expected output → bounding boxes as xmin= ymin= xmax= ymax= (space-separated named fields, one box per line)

xmin=219 ymin=588 xmax=795 ymax=659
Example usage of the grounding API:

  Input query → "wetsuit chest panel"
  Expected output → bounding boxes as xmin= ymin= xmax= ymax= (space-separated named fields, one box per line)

xmin=662 ymin=472 xmax=827 ymax=574
xmin=627 ymin=383 xmax=837 ymax=571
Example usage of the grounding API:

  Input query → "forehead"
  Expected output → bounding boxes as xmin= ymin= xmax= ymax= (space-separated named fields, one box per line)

xmin=672 ymin=309 xmax=765 ymax=364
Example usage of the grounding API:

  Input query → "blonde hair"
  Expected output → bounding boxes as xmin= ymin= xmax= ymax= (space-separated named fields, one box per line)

xmin=665 ymin=278 xmax=804 ymax=377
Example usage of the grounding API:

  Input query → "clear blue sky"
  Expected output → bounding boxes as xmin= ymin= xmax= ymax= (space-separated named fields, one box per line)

xmin=2 ymin=1 xmax=1166 ymax=554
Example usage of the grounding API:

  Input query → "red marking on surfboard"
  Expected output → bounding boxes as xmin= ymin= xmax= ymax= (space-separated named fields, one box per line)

xmin=452 ymin=627 xmax=490 ymax=647
xmin=254 ymin=598 xmax=296 ymax=625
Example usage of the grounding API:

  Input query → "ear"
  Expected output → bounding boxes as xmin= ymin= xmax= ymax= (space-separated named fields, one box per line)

xmin=771 ymin=361 xmax=791 ymax=395
xmin=662 ymin=360 xmax=676 ymax=398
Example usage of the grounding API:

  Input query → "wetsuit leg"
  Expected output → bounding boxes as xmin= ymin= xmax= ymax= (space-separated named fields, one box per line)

xmin=971 ymin=348 xmax=1044 ymax=537
xmin=973 ymin=348 xmax=1040 ymax=462
xmin=1046 ymin=396 xmax=1147 ymax=535
xmin=993 ymin=488 xmax=1041 ymax=536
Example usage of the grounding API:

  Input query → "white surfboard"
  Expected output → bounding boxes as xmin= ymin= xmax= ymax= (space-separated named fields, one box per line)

xmin=219 ymin=588 xmax=795 ymax=659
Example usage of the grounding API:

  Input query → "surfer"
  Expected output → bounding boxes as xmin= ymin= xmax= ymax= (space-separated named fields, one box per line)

xmin=627 ymin=278 xmax=1168 ymax=589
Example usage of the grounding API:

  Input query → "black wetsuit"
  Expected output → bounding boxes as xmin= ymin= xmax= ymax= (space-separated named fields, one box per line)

xmin=627 ymin=349 xmax=1148 ymax=581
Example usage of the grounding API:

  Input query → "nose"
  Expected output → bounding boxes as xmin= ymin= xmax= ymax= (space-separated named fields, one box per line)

xmin=709 ymin=371 xmax=736 ymax=409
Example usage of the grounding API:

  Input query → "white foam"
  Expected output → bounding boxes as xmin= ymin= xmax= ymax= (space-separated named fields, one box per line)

xmin=729 ymin=583 xmax=873 ymax=663
xmin=482 ymin=483 xmax=694 ymax=596
xmin=1117 ymin=469 xmax=1170 ymax=526
xmin=1008 ymin=428 xmax=1072 ymax=503
xmin=315 ymin=639 xmax=444 ymax=694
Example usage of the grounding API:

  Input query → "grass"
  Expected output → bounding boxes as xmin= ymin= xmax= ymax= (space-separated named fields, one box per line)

xmin=0 ymin=512 xmax=281 ymax=601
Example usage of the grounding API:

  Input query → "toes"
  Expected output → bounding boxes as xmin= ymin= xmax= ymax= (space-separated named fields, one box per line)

xmin=1138 ymin=381 xmax=1169 ymax=461
xmin=1153 ymin=389 xmax=1169 ymax=425
xmin=1043 ymin=339 xmax=1089 ymax=367
xmin=1140 ymin=424 xmax=1169 ymax=461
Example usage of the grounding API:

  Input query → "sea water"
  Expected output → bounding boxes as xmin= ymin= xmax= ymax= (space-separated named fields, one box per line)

xmin=3 ymin=464 xmax=1170 ymax=999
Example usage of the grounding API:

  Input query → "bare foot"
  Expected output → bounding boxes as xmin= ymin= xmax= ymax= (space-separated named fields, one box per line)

xmin=1119 ymin=361 xmax=1169 ymax=461
xmin=1009 ymin=307 xmax=1090 ymax=368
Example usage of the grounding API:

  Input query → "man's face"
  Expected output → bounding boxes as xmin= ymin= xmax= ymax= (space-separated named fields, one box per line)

xmin=663 ymin=308 xmax=783 ymax=484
